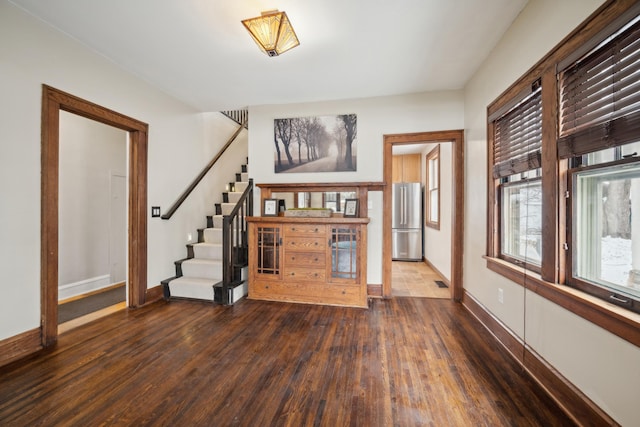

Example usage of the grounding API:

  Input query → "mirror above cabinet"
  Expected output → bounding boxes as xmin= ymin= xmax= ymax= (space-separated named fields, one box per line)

xmin=272 ymin=191 xmax=357 ymax=213
xmin=256 ymin=182 xmax=384 ymax=218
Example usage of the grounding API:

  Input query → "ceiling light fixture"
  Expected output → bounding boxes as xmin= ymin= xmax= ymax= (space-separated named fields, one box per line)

xmin=242 ymin=10 xmax=300 ymax=57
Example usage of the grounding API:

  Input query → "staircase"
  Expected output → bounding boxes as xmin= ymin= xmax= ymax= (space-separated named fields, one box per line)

xmin=161 ymin=163 xmax=252 ymax=304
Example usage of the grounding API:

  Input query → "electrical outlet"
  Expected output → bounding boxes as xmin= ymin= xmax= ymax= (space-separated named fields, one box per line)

xmin=498 ymin=288 xmax=504 ymax=304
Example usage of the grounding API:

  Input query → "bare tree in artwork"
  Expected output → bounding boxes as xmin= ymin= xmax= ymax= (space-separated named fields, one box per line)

xmin=274 ymin=125 xmax=283 ymax=169
xmin=333 ymin=123 xmax=347 ymax=164
xmin=275 ymin=118 xmax=295 ymax=167
xmin=338 ymin=114 xmax=357 ymax=170
xmin=292 ymin=117 xmax=305 ymax=164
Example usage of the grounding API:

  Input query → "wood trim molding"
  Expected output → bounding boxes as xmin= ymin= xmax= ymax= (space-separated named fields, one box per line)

xmin=0 ymin=328 xmax=42 ymax=368
xmin=144 ymin=285 xmax=165 ymax=306
xmin=367 ymin=284 xmax=382 ymax=298
xmin=383 ymin=130 xmax=464 ymax=301
xmin=41 ymin=85 xmax=149 ymax=348
xmin=423 ymin=258 xmax=450 ymax=288
xmin=462 ymin=290 xmax=616 ymax=426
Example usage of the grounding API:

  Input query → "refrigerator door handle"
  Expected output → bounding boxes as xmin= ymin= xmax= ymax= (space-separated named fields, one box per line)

xmin=400 ymin=187 xmax=403 ymax=225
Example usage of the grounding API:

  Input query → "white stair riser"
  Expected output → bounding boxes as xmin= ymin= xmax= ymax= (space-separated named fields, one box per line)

xmin=203 ymin=228 xmax=222 ymax=244
xmin=233 ymin=181 xmax=249 ymax=193
xmin=241 ymin=172 xmax=249 ymax=182
xmin=221 ymin=203 xmax=238 ymax=215
xmin=227 ymin=192 xmax=243 ymax=203
xmin=181 ymin=259 xmax=223 ymax=280
xmin=193 ymin=243 xmax=222 ymax=260
xmin=210 ymin=216 xmax=224 ymax=229
xmin=231 ymin=281 xmax=248 ymax=303
xmin=169 ymin=279 xmax=214 ymax=301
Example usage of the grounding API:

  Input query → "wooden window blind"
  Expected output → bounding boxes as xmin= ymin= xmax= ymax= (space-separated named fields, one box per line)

xmin=558 ymin=16 xmax=640 ymax=159
xmin=492 ymin=84 xmax=542 ymax=179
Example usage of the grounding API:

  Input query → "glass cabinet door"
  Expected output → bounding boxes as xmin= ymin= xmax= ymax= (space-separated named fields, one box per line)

xmin=329 ymin=226 xmax=358 ymax=282
xmin=256 ymin=226 xmax=281 ymax=277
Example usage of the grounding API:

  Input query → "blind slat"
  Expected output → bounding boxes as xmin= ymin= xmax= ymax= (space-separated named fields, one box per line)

xmin=493 ymin=87 xmax=542 ymax=178
xmin=558 ymin=16 xmax=640 ymax=154
xmin=558 ymin=110 xmax=640 ymax=158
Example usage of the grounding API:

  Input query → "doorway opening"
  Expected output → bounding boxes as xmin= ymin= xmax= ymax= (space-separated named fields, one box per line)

xmin=41 ymin=85 xmax=148 ymax=346
xmin=382 ymin=130 xmax=464 ymax=300
xmin=391 ymin=142 xmax=450 ymax=298
xmin=56 ymin=112 xmax=128 ymax=332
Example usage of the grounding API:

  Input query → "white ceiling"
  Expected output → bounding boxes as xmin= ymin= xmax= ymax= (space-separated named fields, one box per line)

xmin=9 ymin=0 xmax=528 ymax=112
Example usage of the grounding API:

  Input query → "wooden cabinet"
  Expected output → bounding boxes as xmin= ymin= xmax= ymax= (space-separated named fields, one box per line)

xmin=247 ymin=217 xmax=369 ymax=308
xmin=392 ymin=154 xmax=422 ymax=183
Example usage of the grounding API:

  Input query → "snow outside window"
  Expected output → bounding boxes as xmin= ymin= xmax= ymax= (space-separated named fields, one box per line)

xmin=501 ymin=178 xmax=542 ymax=267
xmin=573 ymin=162 xmax=640 ymax=300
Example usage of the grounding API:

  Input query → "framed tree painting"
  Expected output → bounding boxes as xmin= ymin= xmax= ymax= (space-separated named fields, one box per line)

xmin=273 ymin=114 xmax=357 ymax=173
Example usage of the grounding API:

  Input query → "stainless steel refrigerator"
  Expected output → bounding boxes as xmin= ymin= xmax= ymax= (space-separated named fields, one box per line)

xmin=392 ymin=182 xmax=422 ymax=261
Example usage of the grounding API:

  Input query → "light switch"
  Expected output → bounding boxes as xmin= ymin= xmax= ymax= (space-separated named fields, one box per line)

xmin=151 ymin=206 xmax=161 ymax=217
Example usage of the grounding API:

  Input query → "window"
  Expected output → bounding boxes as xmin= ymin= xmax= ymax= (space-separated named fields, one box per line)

xmin=558 ymin=13 xmax=640 ymax=314
xmin=501 ymin=176 xmax=542 ymax=269
xmin=486 ymin=2 xmax=640 ymax=327
xmin=490 ymin=83 xmax=543 ymax=271
xmin=426 ymin=145 xmax=440 ymax=229
xmin=569 ymin=159 xmax=640 ymax=312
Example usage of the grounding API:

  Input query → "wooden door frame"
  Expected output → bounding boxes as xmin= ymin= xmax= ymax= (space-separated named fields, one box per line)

xmin=383 ymin=130 xmax=464 ymax=300
xmin=41 ymin=85 xmax=148 ymax=346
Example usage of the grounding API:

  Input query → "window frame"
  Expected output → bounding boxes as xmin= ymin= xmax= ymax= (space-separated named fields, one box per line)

xmin=566 ymin=157 xmax=640 ymax=314
xmin=498 ymin=176 xmax=543 ymax=274
xmin=485 ymin=0 xmax=640 ymax=347
xmin=425 ymin=145 xmax=440 ymax=229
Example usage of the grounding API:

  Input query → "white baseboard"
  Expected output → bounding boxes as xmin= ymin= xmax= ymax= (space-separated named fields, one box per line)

xmin=58 ymin=274 xmax=112 ymax=301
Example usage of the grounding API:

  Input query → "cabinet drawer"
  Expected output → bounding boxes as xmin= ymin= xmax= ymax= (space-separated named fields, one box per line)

xmin=284 ymin=224 xmax=325 ymax=236
xmin=285 ymin=237 xmax=325 ymax=252
xmin=248 ymin=280 xmax=366 ymax=308
xmin=285 ymin=252 xmax=324 ymax=266
xmin=284 ymin=267 xmax=326 ymax=281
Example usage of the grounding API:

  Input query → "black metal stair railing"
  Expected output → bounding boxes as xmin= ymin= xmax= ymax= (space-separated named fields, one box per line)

xmin=216 ymin=178 xmax=253 ymax=305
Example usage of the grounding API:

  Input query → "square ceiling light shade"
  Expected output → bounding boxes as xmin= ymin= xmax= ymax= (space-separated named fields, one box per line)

xmin=242 ymin=10 xmax=300 ymax=57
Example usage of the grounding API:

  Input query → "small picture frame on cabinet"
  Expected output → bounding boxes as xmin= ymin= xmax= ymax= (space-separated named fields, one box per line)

xmin=263 ymin=198 xmax=278 ymax=216
xmin=344 ymin=199 xmax=359 ymax=217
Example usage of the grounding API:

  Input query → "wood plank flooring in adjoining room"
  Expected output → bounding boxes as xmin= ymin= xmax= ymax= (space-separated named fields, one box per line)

xmin=392 ymin=260 xmax=450 ymax=298
xmin=0 ymin=298 xmax=573 ymax=426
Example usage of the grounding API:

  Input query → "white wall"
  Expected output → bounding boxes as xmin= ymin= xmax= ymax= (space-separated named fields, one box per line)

xmin=59 ymin=111 xmax=127 ymax=296
xmin=249 ymin=92 xmax=464 ymax=284
xmin=0 ymin=1 xmax=247 ymax=340
xmin=464 ymin=0 xmax=639 ymax=424
xmin=423 ymin=143 xmax=452 ymax=281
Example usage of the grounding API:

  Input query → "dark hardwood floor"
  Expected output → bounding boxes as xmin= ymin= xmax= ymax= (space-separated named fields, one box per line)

xmin=0 ymin=297 xmax=574 ymax=426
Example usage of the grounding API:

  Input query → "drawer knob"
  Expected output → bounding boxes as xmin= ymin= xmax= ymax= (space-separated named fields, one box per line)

xmin=265 ymin=285 xmax=269 ymax=289
xmin=342 ymin=290 xmax=346 ymax=294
